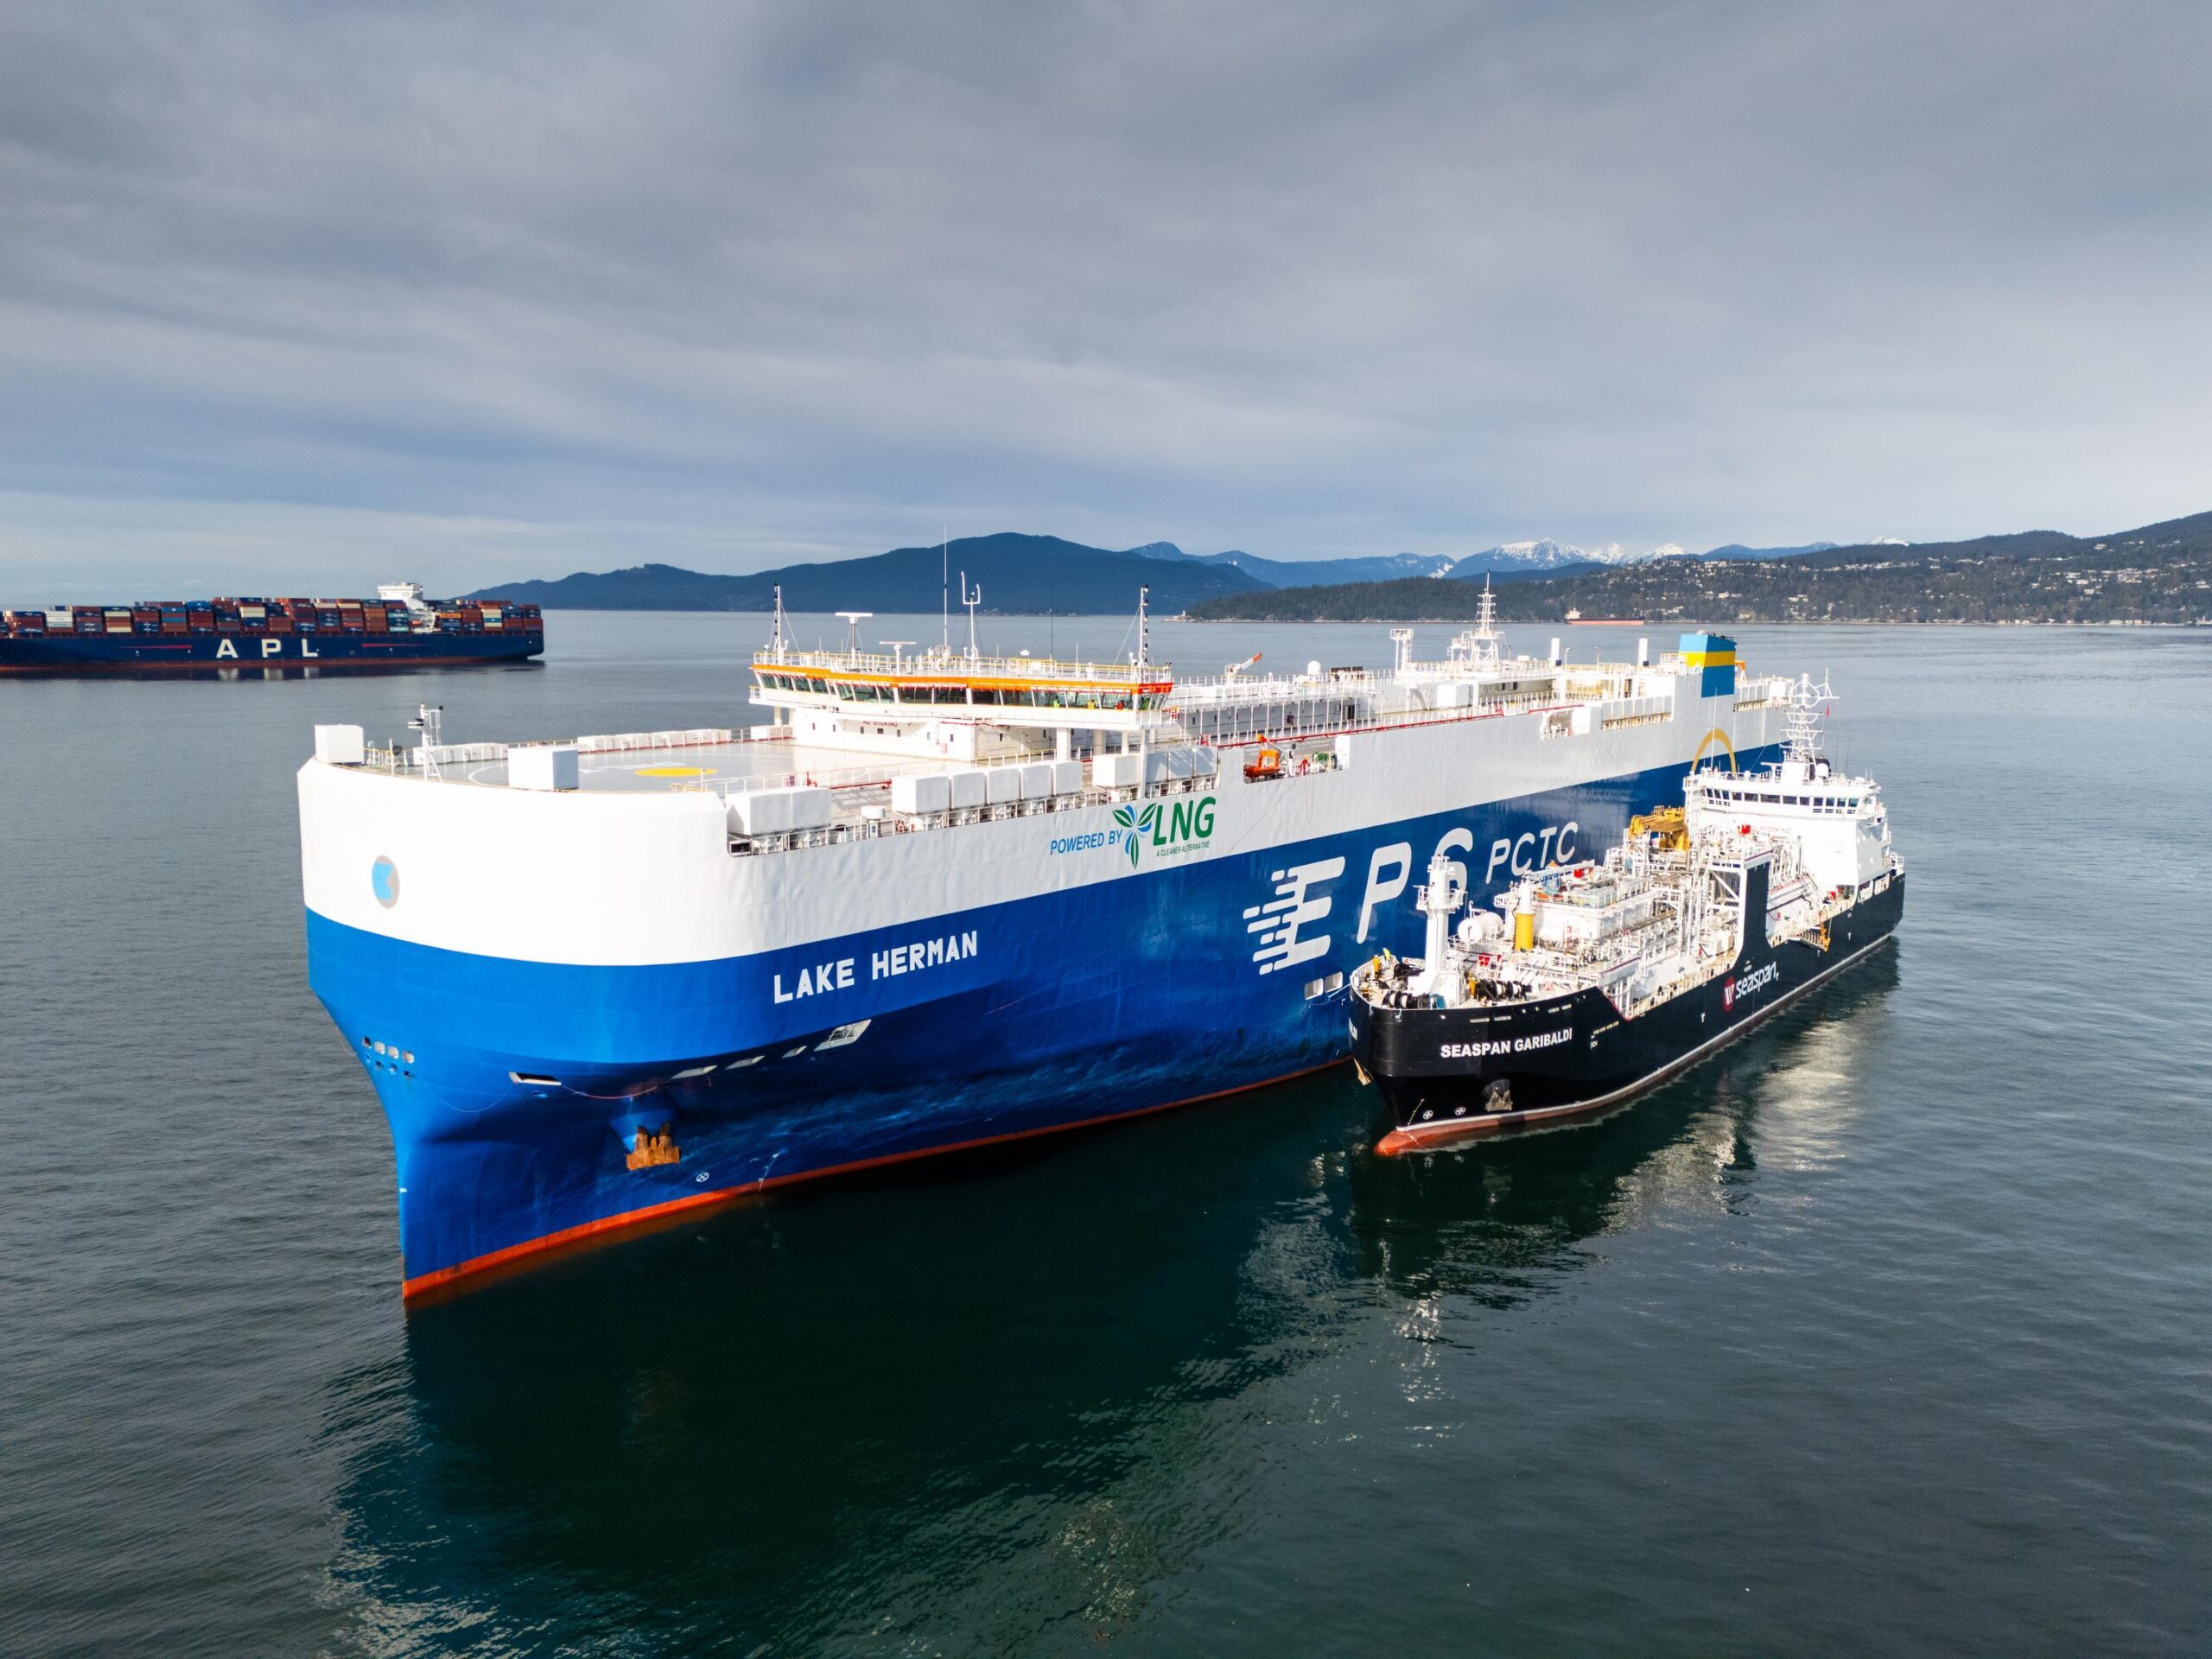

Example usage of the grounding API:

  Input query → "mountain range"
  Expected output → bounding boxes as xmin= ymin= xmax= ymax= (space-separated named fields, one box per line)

xmin=467 ymin=532 xmax=1859 ymax=613
xmin=469 ymin=535 xmax=1262 ymax=615
xmin=1185 ymin=511 xmax=2212 ymax=626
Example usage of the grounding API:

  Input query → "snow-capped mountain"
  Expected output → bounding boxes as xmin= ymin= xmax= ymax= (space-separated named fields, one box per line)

xmin=1134 ymin=533 xmax=1856 ymax=590
xmin=1448 ymin=539 xmax=1649 ymax=579
xmin=1450 ymin=537 xmax=1852 ymax=579
xmin=1128 ymin=543 xmax=1459 ymax=587
xmin=1200 ymin=550 xmax=1459 ymax=586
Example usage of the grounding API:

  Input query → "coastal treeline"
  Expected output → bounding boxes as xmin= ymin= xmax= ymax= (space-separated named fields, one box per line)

xmin=1187 ymin=512 xmax=2212 ymax=626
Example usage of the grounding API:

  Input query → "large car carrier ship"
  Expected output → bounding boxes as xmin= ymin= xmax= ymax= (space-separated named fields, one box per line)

xmin=297 ymin=585 xmax=1806 ymax=1296
xmin=0 ymin=583 xmax=542 ymax=672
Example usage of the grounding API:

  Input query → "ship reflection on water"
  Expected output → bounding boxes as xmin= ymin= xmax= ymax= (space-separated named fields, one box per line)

xmin=323 ymin=953 xmax=1899 ymax=1651
xmin=1344 ymin=951 xmax=1898 ymax=1302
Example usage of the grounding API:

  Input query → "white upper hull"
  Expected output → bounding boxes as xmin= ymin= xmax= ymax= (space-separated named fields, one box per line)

xmin=300 ymin=671 xmax=1781 ymax=970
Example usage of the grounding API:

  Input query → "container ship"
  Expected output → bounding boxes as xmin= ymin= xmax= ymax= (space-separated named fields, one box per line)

xmin=0 ymin=583 xmax=542 ymax=673
xmin=296 ymin=585 xmax=1802 ymax=1296
xmin=1349 ymin=679 xmax=1903 ymax=1150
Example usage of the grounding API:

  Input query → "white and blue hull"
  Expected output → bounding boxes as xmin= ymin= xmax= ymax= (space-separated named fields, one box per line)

xmin=301 ymin=692 xmax=1779 ymax=1293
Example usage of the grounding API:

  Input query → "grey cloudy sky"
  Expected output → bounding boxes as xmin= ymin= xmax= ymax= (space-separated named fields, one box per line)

xmin=3 ymin=0 xmax=2209 ymax=593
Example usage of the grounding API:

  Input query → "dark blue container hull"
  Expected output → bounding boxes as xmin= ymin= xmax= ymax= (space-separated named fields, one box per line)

xmin=0 ymin=631 xmax=542 ymax=673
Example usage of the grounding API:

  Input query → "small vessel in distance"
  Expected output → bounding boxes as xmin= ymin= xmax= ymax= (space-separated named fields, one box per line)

xmin=0 ymin=583 xmax=543 ymax=673
xmin=1349 ymin=676 xmax=1903 ymax=1152
xmin=1564 ymin=609 xmax=1646 ymax=626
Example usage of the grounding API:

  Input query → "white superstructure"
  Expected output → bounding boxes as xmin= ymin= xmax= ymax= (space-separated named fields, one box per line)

xmin=1365 ymin=675 xmax=1898 ymax=1020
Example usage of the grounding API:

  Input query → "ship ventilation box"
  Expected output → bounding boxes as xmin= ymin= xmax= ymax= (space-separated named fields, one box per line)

xmin=785 ymin=787 xmax=833 ymax=830
xmin=891 ymin=773 xmax=952 ymax=816
xmin=313 ymin=724 xmax=365 ymax=766
xmin=506 ymin=744 xmax=580 ymax=791
xmin=730 ymin=785 xmax=832 ymax=836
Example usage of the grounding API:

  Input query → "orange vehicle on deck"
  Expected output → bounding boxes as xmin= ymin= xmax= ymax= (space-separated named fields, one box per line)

xmin=1243 ymin=741 xmax=1283 ymax=782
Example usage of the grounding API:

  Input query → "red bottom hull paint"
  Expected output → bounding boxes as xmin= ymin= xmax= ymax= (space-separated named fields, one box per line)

xmin=0 ymin=655 xmax=533 ymax=675
xmin=400 ymin=1058 xmax=1347 ymax=1302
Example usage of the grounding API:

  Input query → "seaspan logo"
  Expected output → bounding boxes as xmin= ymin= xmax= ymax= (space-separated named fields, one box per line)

xmin=1724 ymin=961 xmax=1780 ymax=1010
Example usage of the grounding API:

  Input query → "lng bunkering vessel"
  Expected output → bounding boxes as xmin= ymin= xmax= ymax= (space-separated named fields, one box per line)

xmin=297 ymin=584 xmax=1807 ymax=1294
xmin=1349 ymin=677 xmax=1903 ymax=1151
xmin=0 ymin=584 xmax=542 ymax=672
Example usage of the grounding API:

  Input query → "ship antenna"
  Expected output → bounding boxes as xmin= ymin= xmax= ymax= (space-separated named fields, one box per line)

xmin=1469 ymin=574 xmax=1502 ymax=672
xmin=962 ymin=571 xmax=982 ymax=659
xmin=769 ymin=583 xmax=789 ymax=662
xmin=408 ymin=702 xmax=443 ymax=779
xmin=941 ymin=528 xmax=950 ymax=658
xmin=1783 ymin=671 xmax=1835 ymax=764
xmin=1136 ymin=584 xmax=1150 ymax=673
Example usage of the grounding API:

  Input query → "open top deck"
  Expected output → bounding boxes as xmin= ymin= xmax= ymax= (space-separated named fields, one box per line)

xmin=309 ymin=606 xmax=1794 ymax=861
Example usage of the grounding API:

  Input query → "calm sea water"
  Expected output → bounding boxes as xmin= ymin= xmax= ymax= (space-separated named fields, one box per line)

xmin=2 ymin=615 xmax=2207 ymax=1656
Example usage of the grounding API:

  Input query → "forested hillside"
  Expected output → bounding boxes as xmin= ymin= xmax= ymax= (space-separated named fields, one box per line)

xmin=1187 ymin=512 xmax=2212 ymax=625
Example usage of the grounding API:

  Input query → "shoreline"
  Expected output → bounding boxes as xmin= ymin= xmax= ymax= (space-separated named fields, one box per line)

xmin=530 ymin=607 xmax=2212 ymax=628
xmin=1176 ymin=616 xmax=2212 ymax=628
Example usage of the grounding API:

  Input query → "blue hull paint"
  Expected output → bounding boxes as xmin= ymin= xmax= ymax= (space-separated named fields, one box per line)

xmin=309 ymin=749 xmax=1777 ymax=1283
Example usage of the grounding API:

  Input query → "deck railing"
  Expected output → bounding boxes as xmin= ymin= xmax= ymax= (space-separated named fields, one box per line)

xmin=347 ymin=672 xmax=1796 ymax=860
xmin=758 ymin=646 xmax=1165 ymax=685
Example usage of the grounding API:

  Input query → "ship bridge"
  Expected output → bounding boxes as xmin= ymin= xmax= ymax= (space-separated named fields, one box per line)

xmin=751 ymin=644 xmax=1173 ymax=755
xmin=745 ymin=585 xmax=1177 ymax=763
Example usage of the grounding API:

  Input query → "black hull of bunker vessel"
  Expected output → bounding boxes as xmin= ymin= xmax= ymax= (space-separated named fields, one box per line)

xmin=1354 ymin=864 xmax=1904 ymax=1154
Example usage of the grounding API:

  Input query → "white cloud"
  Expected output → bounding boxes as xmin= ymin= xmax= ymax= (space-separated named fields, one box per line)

xmin=1 ymin=0 xmax=2209 ymax=591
